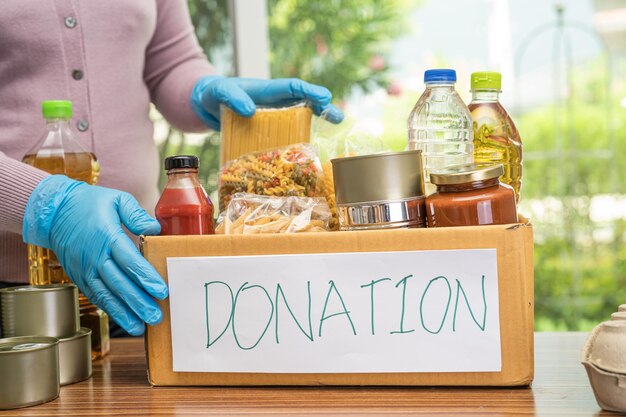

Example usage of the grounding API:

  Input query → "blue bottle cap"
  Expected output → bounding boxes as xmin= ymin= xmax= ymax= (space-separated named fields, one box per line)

xmin=424 ymin=69 xmax=457 ymax=83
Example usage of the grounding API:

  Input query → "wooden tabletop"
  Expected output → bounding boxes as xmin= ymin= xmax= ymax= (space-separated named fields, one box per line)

xmin=0 ymin=332 xmax=612 ymax=416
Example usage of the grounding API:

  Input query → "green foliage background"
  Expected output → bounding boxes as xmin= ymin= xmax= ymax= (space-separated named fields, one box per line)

xmin=513 ymin=60 xmax=626 ymax=330
xmin=158 ymin=2 xmax=626 ymax=331
xmin=268 ymin=0 xmax=407 ymax=99
xmin=186 ymin=0 xmax=407 ymax=98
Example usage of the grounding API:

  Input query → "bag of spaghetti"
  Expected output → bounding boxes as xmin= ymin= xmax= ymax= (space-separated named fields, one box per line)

xmin=217 ymin=143 xmax=323 ymax=212
xmin=215 ymin=193 xmax=332 ymax=235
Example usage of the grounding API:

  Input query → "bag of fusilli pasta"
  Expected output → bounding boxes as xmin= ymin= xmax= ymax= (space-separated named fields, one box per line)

xmin=215 ymin=193 xmax=332 ymax=234
xmin=218 ymin=143 xmax=323 ymax=212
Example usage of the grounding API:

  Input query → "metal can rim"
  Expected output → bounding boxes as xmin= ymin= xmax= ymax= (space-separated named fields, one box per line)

xmin=338 ymin=197 xmax=426 ymax=230
xmin=330 ymin=149 xmax=421 ymax=165
xmin=0 ymin=283 xmax=77 ymax=295
xmin=0 ymin=336 xmax=59 ymax=354
xmin=58 ymin=327 xmax=92 ymax=343
xmin=336 ymin=195 xmax=425 ymax=207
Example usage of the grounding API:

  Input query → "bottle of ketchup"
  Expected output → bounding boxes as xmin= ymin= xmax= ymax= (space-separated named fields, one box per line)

xmin=155 ymin=155 xmax=215 ymax=235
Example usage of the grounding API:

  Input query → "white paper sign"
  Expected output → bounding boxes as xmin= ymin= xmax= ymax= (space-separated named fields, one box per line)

xmin=167 ymin=249 xmax=501 ymax=373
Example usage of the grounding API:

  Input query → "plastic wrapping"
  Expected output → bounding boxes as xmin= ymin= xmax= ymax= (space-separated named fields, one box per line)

xmin=220 ymin=102 xmax=312 ymax=166
xmin=216 ymin=193 xmax=331 ymax=234
xmin=311 ymin=113 xmax=389 ymax=230
xmin=218 ymin=143 xmax=323 ymax=212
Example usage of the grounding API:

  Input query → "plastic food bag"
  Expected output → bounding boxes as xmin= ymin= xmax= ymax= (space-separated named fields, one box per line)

xmin=220 ymin=101 xmax=312 ymax=166
xmin=218 ymin=143 xmax=323 ymax=212
xmin=311 ymin=112 xmax=390 ymax=230
xmin=311 ymin=114 xmax=387 ymax=163
xmin=215 ymin=193 xmax=332 ymax=234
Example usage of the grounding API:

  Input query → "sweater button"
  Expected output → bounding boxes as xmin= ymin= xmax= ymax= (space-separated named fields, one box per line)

xmin=64 ymin=16 xmax=77 ymax=28
xmin=72 ymin=70 xmax=84 ymax=80
xmin=77 ymin=119 xmax=89 ymax=132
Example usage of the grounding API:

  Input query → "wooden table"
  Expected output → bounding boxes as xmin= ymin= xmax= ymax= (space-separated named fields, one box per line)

xmin=1 ymin=333 xmax=612 ymax=416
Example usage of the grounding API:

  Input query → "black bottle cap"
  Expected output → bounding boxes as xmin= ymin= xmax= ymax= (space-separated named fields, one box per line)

xmin=164 ymin=155 xmax=199 ymax=170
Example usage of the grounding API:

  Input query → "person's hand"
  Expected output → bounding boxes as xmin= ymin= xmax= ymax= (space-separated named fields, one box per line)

xmin=22 ymin=175 xmax=168 ymax=336
xmin=190 ymin=76 xmax=344 ymax=131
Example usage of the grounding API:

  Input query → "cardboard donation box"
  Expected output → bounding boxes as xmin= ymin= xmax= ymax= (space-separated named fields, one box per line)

xmin=141 ymin=223 xmax=534 ymax=386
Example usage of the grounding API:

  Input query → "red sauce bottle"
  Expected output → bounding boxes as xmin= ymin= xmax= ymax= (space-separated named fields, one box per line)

xmin=155 ymin=155 xmax=215 ymax=235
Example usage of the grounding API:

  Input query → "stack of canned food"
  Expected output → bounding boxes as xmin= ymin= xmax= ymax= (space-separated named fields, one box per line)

xmin=0 ymin=284 xmax=92 ymax=409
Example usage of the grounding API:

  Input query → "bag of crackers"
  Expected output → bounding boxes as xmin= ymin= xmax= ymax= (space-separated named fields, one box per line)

xmin=216 ymin=193 xmax=332 ymax=235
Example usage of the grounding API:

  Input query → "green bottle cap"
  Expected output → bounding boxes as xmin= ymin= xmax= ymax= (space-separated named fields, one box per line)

xmin=42 ymin=100 xmax=73 ymax=119
xmin=471 ymin=72 xmax=502 ymax=91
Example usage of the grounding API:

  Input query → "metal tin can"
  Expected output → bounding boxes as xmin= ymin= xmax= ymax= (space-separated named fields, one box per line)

xmin=0 ymin=336 xmax=59 ymax=409
xmin=337 ymin=197 xmax=426 ymax=230
xmin=0 ymin=284 xmax=80 ymax=338
xmin=59 ymin=327 xmax=92 ymax=385
xmin=331 ymin=150 xmax=426 ymax=230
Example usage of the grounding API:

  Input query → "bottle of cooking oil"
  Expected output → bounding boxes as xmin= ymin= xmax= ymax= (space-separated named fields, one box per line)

xmin=23 ymin=100 xmax=110 ymax=359
xmin=469 ymin=72 xmax=523 ymax=202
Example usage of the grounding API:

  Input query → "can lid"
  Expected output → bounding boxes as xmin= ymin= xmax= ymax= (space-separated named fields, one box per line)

xmin=424 ymin=69 xmax=456 ymax=84
xmin=42 ymin=100 xmax=72 ymax=119
xmin=0 ymin=336 xmax=58 ymax=353
xmin=164 ymin=155 xmax=199 ymax=171
xmin=59 ymin=327 xmax=92 ymax=342
xmin=430 ymin=163 xmax=504 ymax=185
xmin=331 ymin=150 xmax=424 ymax=205
xmin=471 ymin=71 xmax=502 ymax=91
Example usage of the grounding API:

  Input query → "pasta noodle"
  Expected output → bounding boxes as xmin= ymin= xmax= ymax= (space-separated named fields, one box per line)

xmin=220 ymin=102 xmax=313 ymax=166
xmin=320 ymin=162 xmax=339 ymax=230
xmin=218 ymin=144 xmax=322 ymax=212
xmin=215 ymin=193 xmax=331 ymax=235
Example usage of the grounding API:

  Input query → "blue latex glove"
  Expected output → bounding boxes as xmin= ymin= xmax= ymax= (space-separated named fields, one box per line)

xmin=190 ymin=76 xmax=344 ymax=131
xmin=22 ymin=175 xmax=168 ymax=336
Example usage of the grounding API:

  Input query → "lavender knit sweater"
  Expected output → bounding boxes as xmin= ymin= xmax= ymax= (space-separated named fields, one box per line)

xmin=0 ymin=0 xmax=213 ymax=282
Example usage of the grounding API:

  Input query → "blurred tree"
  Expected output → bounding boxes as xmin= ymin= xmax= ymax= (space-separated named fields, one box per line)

xmin=188 ymin=0 xmax=231 ymax=65
xmin=187 ymin=0 xmax=411 ymax=100
xmin=513 ymin=59 xmax=626 ymax=330
xmin=156 ymin=1 xmax=230 ymax=191
xmin=268 ymin=0 xmax=410 ymax=99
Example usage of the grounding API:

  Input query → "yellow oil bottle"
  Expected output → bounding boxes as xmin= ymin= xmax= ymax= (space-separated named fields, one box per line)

xmin=23 ymin=100 xmax=109 ymax=359
xmin=469 ymin=72 xmax=523 ymax=202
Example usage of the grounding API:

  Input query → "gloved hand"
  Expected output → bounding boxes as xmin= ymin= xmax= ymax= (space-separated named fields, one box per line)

xmin=22 ymin=175 xmax=168 ymax=336
xmin=190 ymin=76 xmax=344 ymax=131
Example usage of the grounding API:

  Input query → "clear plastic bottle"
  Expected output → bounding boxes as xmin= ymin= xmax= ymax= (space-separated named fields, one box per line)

xmin=468 ymin=72 xmax=523 ymax=202
xmin=22 ymin=100 xmax=109 ymax=360
xmin=155 ymin=155 xmax=215 ymax=235
xmin=408 ymin=69 xmax=474 ymax=194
